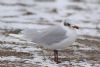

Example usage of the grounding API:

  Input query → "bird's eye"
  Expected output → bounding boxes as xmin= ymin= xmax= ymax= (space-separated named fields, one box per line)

xmin=64 ymin=22 xmax=71 ymax=27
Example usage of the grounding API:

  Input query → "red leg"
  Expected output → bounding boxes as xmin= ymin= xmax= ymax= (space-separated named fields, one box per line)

xmin=54 ymin=50 xmax=58 ymax=64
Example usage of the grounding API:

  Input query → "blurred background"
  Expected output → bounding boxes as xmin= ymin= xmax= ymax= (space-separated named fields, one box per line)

xmin=0 ymin=0 xmax=100 ymax=37
xmin=0 ymin=0 xmax=100 ymax=67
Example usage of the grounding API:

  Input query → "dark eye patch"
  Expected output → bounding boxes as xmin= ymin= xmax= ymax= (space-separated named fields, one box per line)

xmin=64 ymin=22 xmax=71 ymax=26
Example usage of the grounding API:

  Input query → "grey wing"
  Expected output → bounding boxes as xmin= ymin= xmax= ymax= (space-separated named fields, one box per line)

xmin=33 ymin=26 xmax=68 ymax=45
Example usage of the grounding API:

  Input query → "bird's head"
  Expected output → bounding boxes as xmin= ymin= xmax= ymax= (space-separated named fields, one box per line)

xmin=63 ymin=22 xmax=79 ymax=29
xmin=63 ymin=22 xmax=71 ymax=27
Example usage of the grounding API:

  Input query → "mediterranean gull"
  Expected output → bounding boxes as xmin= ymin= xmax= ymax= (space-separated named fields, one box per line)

xmin=22 ymin=22 xmax=79 ymax=63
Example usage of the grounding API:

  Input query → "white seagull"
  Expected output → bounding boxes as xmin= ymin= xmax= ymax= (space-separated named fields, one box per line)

xmin=22 ymin=21 xmax=79 ymax=63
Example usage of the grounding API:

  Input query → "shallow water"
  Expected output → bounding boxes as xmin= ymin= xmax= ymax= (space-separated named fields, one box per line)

xmin=0 ymin=0 xmax=100 ymax=37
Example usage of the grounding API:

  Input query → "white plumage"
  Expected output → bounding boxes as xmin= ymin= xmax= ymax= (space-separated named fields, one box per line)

xmin=22 ymin=23 xmax=78 ymax=50
xmin=22 ymin=22 xmax=79 ymax=63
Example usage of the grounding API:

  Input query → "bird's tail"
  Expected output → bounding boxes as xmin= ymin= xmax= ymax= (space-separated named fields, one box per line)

xmin=21 ymin=29 xmax=39 ymax=41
